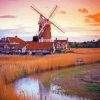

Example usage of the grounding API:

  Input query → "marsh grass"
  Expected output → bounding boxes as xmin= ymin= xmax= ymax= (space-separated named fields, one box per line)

xmin=0 ymin=48 xmax=100 ymax=99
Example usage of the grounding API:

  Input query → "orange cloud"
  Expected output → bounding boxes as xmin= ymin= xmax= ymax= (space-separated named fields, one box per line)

xmin=60 ymin=10 xmax=67 ymax=15
xmin=78 ymin=8 xmax=88 ymax=13
xmin=86 ymin=13 xmax=100 ymax=22
xmin=84 ymin=18 xmax=92 ymax=23
xmin=0 ymin=15 xmax=16 ymax=18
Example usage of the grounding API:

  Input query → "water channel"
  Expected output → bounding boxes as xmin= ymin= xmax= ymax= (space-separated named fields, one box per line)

xmin=14 ymin=70 xmax=90 ymax=100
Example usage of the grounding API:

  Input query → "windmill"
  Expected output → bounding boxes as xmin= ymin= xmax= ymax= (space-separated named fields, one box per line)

xmin=30 ymin=5 xmax=65 ymax=42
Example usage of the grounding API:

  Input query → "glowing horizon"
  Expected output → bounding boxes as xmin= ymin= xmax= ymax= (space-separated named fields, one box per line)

xmin=0 ymin=0 xmax=100 ymax=41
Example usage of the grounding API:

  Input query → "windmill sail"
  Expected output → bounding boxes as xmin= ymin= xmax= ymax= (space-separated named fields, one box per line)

xmin=48 ymin=5 xmax=58 ymax=19
xmin=31 ymin=5 xmax=66 ymax=42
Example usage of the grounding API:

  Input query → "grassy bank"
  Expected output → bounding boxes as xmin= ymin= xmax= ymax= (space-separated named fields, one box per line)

xmin=86 ymin=83 xmax=100 ymax=93
xmin=43 ymin=63 xmax=100 ymax=100
xmin=43 ymin=63 xmax=98 ymax=88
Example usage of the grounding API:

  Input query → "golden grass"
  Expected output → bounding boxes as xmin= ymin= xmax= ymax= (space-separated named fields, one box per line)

xmin=72 ymin=48 xmax=100 ymax=54
xmin=0 ymin=48 xmax=100 ymax=100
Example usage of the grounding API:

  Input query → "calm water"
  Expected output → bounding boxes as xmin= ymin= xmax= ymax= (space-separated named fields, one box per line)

xmin=14 ymin=77 xmax=90 ymax=100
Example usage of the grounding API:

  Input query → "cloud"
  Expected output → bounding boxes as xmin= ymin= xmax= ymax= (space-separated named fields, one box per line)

xmin=0 ymin=27 xmax=100 ymax=42
xmin=84 ymin=18 xmax=92 ymax=23
xmin=85 ymin=13 xmax=100 ymax=23
xmin=3 ymin=0 xmax=18 ymax=1
xmin=63 ymin=27 xmax=100 ymax=33
xmin=59 ymin=10 xmax=67 ymax=15
xmin=0 ymin=26 xmax=37 ymax=38
xmin=87 ymin=23 xmax=100 ymax=26
xmin=78 ymin=8 xmax=88 ymax=13
xmin=0 ymin=15 xmax=16 ymax=18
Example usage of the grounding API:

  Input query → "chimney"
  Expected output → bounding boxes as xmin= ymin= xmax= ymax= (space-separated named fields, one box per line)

xmin=56 ymin=38 xmax=57 ymax=41
xmin=15 ymin=36 xmax=18 ymax=38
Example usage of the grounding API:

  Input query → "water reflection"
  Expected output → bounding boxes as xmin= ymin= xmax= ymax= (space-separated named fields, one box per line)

xmin=15 ymin=78 xmax=40 ymax=100
xmin=50 ymin=84 xmax=89 ymax=100
xmin=14 ymin=78 xmax=90 ymax=100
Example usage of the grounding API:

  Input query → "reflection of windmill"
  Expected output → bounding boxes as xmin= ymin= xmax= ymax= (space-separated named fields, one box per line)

xmin=31 ymin=5 xmax=65 ymax=42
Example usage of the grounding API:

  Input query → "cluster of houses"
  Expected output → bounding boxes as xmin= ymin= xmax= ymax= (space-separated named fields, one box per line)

xmin=0 ymin=36 xmax=69 ymax=55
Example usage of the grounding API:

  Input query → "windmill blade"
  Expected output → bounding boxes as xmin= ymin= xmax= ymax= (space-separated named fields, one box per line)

xmin=31 ymin=6 xmax=48 ymax=19
xmin=38 ymin=23 xmax=47 ymax=37
xmin=48 ymin=5 xmax=58 ymax=19
xmin=51 ymin=21 xmax=65 ymax=34
xmin=31 ymin=5 xmax=65 ymax=34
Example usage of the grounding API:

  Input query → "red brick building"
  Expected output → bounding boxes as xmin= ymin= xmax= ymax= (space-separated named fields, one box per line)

xmin=0 ymin=36 xmax=69 ymax=54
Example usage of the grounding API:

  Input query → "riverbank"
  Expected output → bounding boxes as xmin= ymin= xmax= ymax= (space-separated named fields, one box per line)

xmin=43 ymin=63 xmax=100 ymax=100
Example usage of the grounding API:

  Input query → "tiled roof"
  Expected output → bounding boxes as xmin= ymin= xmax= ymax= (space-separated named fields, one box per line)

xmin=7 ymin=36 xmax=25 ymax=44
xmin=14 ymin=43 xmax=27 ymax=50
xmin=0 ymin=41 xmax=53 ymax=51
xmin=27 ymin=41 xmax=53 ymax=50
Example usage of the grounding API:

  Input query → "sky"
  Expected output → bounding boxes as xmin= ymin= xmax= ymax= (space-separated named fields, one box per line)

xmin=0 ymin=0 xmax=100 ymax=42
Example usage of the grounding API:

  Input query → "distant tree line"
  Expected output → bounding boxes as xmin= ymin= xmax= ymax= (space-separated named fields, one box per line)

xmin=69 ymin=39 xmax=100 ymax=48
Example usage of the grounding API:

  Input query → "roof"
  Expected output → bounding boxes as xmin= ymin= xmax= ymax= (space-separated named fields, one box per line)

xmin=27 ymin=41 xmax=53 ymax=50
xmin=0 ymin=41 xmax=53 ymax=51
xmin=14 ymin=43 xmax=27 ymax=50
xmin=7 ymin=36 xmax=25 ymax=44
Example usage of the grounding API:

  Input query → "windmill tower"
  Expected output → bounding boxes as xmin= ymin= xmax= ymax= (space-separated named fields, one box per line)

xmin=38 ymin=14 xmax=52 ymax=42
xmin=31 ymin=5 xmax=70 ymax=50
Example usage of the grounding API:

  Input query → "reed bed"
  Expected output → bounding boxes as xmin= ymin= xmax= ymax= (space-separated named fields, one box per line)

xmin=0 ymin=48 xmax=100 ymax=100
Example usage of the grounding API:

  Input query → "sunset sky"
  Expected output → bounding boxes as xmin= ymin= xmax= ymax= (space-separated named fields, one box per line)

xmin=0 ymin=0 xmax=100 ymax=42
